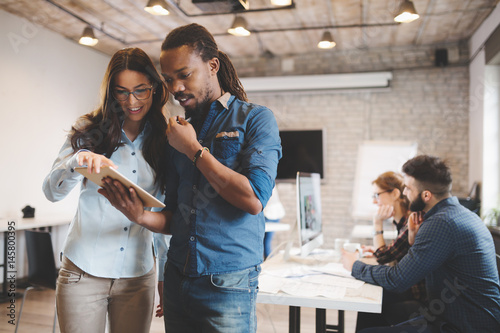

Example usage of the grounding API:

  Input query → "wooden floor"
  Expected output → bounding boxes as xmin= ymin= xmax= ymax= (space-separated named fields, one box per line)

xmin=0 ymin=289 xmax=358 ymax=332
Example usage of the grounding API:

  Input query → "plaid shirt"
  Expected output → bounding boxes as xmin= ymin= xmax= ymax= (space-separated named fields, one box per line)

xmin=373 ymin=217 xmax=427 ymax=301
xmin=353 ymin=197 xmax=500 ymax=333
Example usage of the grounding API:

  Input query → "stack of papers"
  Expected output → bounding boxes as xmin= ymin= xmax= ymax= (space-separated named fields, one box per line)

xmin=259 ymin=262 xmax=364 ymax=299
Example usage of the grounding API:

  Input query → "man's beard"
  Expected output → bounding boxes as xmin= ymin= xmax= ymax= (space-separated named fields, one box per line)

xmin=410 ymin=192 xmax=426 ymax=212
xmin=181 ymin=88 xmax=213 ymax=131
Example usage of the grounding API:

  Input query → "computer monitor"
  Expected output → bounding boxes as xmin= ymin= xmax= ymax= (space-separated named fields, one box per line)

xmin=296 ymin=172 xmax=324 ymax=257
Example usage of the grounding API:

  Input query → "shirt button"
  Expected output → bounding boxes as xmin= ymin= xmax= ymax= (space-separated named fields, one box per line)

xmin=192 ymin=185 xmax=197 ymax=190
xmin=131 ymin=152 xmax=136 ymax=156
xmin=190 ymin=236 xmax=195 ymax=241
xmin=198 ymin=139 xmax=203 ymax=144
xmin=124 ymin=227 xmax=128 ymax=231
xmin=70 ymin=168 xmax=74 ymax=173
xmin=120 ymin=247 xmax=124 ymax=251
xmin=190 ymin=209 xmax=195 ymax=214
xmin=133 ymin=170 xmax=136 ymax=173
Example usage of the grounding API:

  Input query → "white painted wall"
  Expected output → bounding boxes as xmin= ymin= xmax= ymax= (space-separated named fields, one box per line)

xmin=469 ymin=5 xmax=500 ymax=216
xmin=0 ymin=10 xmax=110 ymax=281
xmin=0 ymin=10 xmax=110 ymax=219
xmin=483 ymin=66 xmax=500 ymax=213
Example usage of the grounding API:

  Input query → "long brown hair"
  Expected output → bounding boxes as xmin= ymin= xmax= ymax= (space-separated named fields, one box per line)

xmin=161 ymin=23 xmax=248 ymax=102
xmin=70 ymin=48 xmax=168 ymax=191
xmin=372 ymin=171 xmax=410 ymax=216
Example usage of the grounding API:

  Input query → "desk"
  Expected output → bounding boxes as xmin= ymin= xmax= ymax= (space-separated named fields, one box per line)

xmin=257 ymin=251 xmax=382 ymax=333
xmin=0 ymin=216 xmax=71 ymax=300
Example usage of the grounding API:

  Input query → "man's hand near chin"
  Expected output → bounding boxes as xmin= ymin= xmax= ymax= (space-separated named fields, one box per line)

xmin=408 ymin=211 xmax=424 ymax=246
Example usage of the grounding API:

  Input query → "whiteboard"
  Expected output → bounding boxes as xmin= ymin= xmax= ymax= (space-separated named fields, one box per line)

xmin=352 ymin=141 xmax=418 ymax=220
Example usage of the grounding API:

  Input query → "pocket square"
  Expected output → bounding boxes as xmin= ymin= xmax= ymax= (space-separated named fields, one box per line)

xmin=216 ymin=131 xmax=239 ymax=138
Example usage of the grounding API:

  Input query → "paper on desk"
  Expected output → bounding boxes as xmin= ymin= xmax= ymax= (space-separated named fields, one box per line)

xmin=345 ymin=282 xmax=382 ymax=301
xmin=264 ymin=265 xmax=319 ymax=279
xmin=300 ymin=274 xmax=364 ymax=289
xmin=259 ymin=274 xmax=283 ymax=293
xmin=259 ymin=274 xmax=347 ymax=299
xmin=261 ymin=263 xmax=362 ymax=287
xmin=280 ymin=279 xmax=347 ymax=299
xmin=311 ymin=262 xmax=353 ymax=278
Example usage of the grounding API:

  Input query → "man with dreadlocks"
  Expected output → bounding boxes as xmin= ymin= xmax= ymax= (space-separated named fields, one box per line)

xmin=101 ymin=23 xmax=282 ymax=332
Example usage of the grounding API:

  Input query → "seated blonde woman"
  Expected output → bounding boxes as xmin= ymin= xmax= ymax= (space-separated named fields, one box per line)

xmin=356 ymin=171 xmax=426 ymax=332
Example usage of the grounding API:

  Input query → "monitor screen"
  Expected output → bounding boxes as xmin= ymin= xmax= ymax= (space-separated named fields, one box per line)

xmin=277 ymin=129 xmax=325 ymax=181
xmin=296 ymin=172 xmax=323 ymax=257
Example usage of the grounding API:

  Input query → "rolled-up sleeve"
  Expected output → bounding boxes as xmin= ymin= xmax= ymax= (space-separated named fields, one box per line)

xmin=240 ymin=107 xmax=282 ymax=208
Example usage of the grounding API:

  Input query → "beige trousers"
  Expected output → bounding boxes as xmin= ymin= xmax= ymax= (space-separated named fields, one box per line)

xmin=56 ymin=256 xmax=155 ymax=333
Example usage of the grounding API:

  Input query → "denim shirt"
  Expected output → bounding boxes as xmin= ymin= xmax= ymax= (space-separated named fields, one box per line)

xmin=43 ymin=120 xmax=168 ymax=280
xmin=164 ymin=94 xmax=282 ymax=277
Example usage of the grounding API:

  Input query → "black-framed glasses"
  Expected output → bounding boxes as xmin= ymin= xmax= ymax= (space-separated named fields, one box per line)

xmin=112 ymin=86 xmax=153 ymax=101
xmin=372 ymin=190 xmax=392 ymax=200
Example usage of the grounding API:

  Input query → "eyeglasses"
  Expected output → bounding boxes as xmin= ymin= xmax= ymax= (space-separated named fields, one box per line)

xmin=372 ymin=190 xmax=392 ymax=200
xmin=112 ymin=86 xmax=153 ymax=101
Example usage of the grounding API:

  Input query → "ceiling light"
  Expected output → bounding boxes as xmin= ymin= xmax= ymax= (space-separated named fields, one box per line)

xmin=317 ymin=31 xmax=336 ymax=49
xmin=144 ymin=0 xmax=170 ymax=15
xmin=394 ymin=0 xmax=419 ymax=23
xmin=270 ymin=0 xmax=292 ymax=6
xmin=78 ymin=26 xmax=98 ymax=46
xmin=228 ymin=16 xmax=251 ymax=36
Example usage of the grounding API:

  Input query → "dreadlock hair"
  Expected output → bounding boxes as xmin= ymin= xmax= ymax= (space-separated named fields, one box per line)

xmin=69 ymin=48 xmax=168 ymax=192
xmin=161 ymin=23 xmax=248 ymax=102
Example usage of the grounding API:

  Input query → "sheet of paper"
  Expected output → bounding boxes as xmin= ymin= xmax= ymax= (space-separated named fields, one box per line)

xmin=259 ymin=273 xmax=348 ymax=299
xmin=300 ymin=274 xmax=364 ymax=289
xmin=345 ymin=283 xmax=382 ymax=301
xmin=280 ymin=279 xmax=347 ymax=299
xmin=258 ymin=274 xmax=284 ymax=294
xmin=311 ymin=262 xmax=353 ymax=278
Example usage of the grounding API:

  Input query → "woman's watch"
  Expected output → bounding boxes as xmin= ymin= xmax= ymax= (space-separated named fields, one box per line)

xmin=373 ymin=230 xmax=384 ymax=236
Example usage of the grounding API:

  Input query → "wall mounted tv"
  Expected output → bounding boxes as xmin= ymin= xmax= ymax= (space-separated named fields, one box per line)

xmin=277 ymin=129 xmax=325 ymax=181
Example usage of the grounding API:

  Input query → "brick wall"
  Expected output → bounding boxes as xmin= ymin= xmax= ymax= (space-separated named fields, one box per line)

xmin=232 ymin=42 xmax=471 ymax=248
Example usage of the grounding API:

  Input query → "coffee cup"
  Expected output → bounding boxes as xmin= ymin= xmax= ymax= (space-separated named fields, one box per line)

xmin=343 ymin=242 xmax=363 ymax=255
xmin=334 ymin=238 xmax=350 ymax=252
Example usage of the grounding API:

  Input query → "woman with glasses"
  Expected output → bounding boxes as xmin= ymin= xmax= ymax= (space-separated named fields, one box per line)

xmin=43 ymin=48 xmax=169 ymax=333
xmin=355 ymin=171 xmax=426 ymax=332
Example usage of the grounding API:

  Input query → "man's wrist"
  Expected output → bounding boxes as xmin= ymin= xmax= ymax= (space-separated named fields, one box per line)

xmin=193 ymin=147 xmax=210 ymax=166
xmin=373 ymin=230 xmax=384 ymax=236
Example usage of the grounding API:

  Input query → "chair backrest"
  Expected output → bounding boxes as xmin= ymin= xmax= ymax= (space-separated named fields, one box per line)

xmin=24 ymin=230 xmax=57 ymax=290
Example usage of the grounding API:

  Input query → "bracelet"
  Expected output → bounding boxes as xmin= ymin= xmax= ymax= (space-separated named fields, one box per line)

xmin=193 ymin=147 xmax=209 ymax=166
xmin=373 ymin=230 xmax=384 ymax=236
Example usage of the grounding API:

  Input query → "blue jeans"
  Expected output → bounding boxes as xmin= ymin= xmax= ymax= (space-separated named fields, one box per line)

xmin=163 ymin=261 xmax=260 ymax=333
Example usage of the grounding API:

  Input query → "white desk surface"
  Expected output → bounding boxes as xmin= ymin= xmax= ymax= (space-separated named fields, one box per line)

xmin=0 ymin=215 xmax=72 ymax=232
xmin=257 ymin=251 xmax=382 ymax=313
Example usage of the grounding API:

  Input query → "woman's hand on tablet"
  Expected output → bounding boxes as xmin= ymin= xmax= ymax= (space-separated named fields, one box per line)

xmin=77 ymin=151 xmax=117 ymax=174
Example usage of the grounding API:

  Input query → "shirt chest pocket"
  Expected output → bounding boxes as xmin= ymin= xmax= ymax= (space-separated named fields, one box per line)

xmin=213 ymin=131 xmax=242 ymax=160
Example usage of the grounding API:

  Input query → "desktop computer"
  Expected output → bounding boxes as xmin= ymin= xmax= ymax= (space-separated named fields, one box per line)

xmin=283 ymin=172 xmax=324 ymax=261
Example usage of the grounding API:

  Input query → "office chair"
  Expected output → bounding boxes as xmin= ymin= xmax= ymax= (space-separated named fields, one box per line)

xmin=16 ymin=230 xmax=58 ymax=333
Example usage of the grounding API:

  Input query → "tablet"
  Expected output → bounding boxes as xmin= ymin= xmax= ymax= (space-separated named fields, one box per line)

xmin=75 ymin=166 xmax=165 ymax=208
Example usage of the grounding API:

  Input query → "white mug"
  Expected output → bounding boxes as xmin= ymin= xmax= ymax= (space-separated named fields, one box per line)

xmin=334 ymin=238 xmax=350 ymax=252
xmin=343 ymin=242 xmax=363 ymax=256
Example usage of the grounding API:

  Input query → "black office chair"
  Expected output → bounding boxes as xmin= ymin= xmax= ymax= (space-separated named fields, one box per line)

xmin=16 ymin=230 xmax=58 ymax=333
